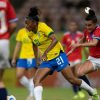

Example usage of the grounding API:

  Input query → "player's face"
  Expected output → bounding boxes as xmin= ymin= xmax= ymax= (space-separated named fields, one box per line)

xmin=85 ymin=20 xmax=96 ymax=32
xmin=68 ymin=22 xmax=78 ymax=33
xmin=25 ymin=19 xmax=37 ymax=32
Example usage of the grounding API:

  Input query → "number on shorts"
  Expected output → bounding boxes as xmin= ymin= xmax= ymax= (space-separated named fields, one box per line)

xmin=0 ymin=10 xmax=7 ymax=34
xmin=56 ymin=56 xmax=64 ymax=65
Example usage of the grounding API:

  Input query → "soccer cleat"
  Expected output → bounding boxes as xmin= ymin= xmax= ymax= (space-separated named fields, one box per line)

xmin=78 ymin=91 xmax=85 ymax=98
xmin=92 ymin=89 xmax=99 ymax=100
xmin=92 ymin=94 xmax=99 ymax=100
xmin=72 ymin=94 xmax=79 ymax=99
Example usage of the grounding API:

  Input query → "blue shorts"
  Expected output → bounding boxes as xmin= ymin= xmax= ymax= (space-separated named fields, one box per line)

xmin=16 ymin=58 xmax=36 ymax=69
xmin=40 ymin=52 xmax=69 ymax=74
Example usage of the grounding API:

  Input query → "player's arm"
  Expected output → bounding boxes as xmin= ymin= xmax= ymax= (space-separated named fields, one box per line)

xmin=67 ymin=35 xmax=86 ymax=56
xmin=32 ymin=43 xmax=39 ymax=66
xmin=12 ymin=42 xmax=21 ymax=66
xmin=7 ymin=1 xmax=18 ymax=36
xmin=77 ymin=38 xmax=99 ymax=47
xmin=42 ymin=33 xmax=58 ymax=61
xmin=71 ymin=38 xmax=99 ymax=53
xmin=8 ymin=22 xmax=17 ymax=35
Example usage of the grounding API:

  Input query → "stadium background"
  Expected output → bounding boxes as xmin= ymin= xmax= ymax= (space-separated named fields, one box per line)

xmin=3 ymin=0 xmax=100 ymax=100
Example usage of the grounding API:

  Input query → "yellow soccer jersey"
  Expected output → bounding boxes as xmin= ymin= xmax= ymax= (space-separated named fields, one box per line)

xmin=16 ymin=28 xmax=35 ymax=58
xmin=28 ymin=22 xmax=64 ymax=60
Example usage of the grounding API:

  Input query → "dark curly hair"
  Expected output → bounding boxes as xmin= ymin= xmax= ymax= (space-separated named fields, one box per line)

xmin=26 ymin=7 xmax=39 ymax=22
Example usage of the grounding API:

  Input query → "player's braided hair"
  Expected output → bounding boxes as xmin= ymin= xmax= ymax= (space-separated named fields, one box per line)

xmin=26 ymin=7 xmax=39 ymax=22
xmin=85 ymin=7 xmax=97 ymax=23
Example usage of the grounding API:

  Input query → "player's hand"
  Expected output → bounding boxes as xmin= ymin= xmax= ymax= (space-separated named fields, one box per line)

xmin=71 ymin=43 xmax=81 ymax=49
xmin=41 ymin=53 xmax=47 ymax=61
xmin=11 ymin=59 xmax=16 ymax=67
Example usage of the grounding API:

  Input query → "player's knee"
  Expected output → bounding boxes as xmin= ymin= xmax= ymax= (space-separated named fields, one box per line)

xmin=16 ymin=73 xmax=23 ymax=79
xmin=34 ymin=77 xmax=41 ymax=86
xmin=76 ymin=70 xmax=84 ymax=77
xmin=68 ymin=76 xmax=77 ymax=85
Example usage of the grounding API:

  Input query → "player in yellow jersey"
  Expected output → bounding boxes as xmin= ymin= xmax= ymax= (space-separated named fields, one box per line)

xmin=25 ymin=7 xmax=98 ymax=100
xmin=12 ymin=28 xmax=37 ymax=100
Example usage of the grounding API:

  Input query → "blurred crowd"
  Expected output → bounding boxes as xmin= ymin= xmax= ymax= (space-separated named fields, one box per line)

xmin=10 ymin=0 xmax=100 ymax=32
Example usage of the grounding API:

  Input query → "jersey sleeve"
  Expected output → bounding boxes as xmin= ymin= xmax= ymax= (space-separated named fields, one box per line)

xmin=93 ymin=28 xmax=100 ymax=40
xmin=16 ymin=30 xmax=22 ymax=42
xmin=7 ymin=1 xmax=18 ymax=23
xmin=40 ymin=23 xmax=54 ymax=36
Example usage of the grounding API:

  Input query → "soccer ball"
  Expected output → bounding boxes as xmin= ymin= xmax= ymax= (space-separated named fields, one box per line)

xmin=7 ymin=95 xmax=16 ymax=100
xmin=85 ymin=7 xmax=91 ymax=14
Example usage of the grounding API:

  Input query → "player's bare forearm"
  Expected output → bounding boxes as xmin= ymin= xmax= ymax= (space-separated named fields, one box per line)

xmin=78 ymin=36 xmax=85 ymax=43
xmin=80 ymin=39 xmax=99 ymax=47
xmin=33 ymin=44 xmax=38 ymax=59
xmin=33 ymin=43 xmax=39 ymax=65
xmin=44 ymin=34 xmax=58 ymax=55
xmin=12 ymin=42 xmax=21 ymax=60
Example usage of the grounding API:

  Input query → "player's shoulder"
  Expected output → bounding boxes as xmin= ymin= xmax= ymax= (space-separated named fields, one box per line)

xmin=18 ymin=28 xmax=26 ymax=34
xmin=39 ymin=22 xmax=47 ymax=27
xmin=77 ymin=31 xmax=83 ymax=36
xmin=63 ymin=31 xmax=70 ymax=37
xmin=95 ymin=26 xmax=100 ymax=31
xmin=77 ymin=31 xmax=83 ymax=34
xmin=63 ymin=32 xmax=70 ymax=36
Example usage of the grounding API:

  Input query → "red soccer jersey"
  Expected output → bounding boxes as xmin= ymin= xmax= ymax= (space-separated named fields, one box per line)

xmin=62 ymin=31 xmax=83 ymax=62
xmin=0 ymin=0 xmax=17 ymax=39
xmin=84 ymin=26 xmax=100 ymax=58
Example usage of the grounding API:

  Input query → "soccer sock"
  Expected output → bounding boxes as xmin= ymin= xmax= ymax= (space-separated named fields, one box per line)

xmin=80 ymin=80 xmax=95 ymax=95
xmin=29 ymin=78 xmax=34 ymax=96
xmin=20 ymin=76 xmax=34 ymax=96
xmin=0 ymin=88 xmax=7 ymax=100
xmin=79 ymin=75 xmax=92 ymax=96
xmin=79 ymin=75 xmax=91 ymax=86
xmin=34 ymin=86 xmax=43 ymax=100
xmin=72 ymin=85 xmax=79 ymax=94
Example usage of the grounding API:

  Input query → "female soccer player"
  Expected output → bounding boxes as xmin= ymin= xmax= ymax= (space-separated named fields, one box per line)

xmin=69 ymin=7 xmax=100 ymax=100
xmin=25 ymin=7 xmax=98 ymax=100
xmin=12 ymin=28 xmax=37 ymax=100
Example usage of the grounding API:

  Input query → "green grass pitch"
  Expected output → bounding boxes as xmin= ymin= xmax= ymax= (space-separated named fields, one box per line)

xmin=4 ymin=69 xmax=100 ymax=100
xmin=7 ymin=87 xmax=100 ymax=100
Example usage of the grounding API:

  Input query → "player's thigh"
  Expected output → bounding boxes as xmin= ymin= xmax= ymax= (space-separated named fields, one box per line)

xmin=16 ymin=67 xmax=26 ymax=79
xmin=34 ymin=68 xmax=51 ymax=86
xmin=61 ymin=66 xmax=81 ymax=85
xmin=76 ymin=60 xmax=94 ymax=76
xmin=27 ymin=68 xmax=37 ymax=78
xmin=0 ymin=40 xmax=9 ymax=59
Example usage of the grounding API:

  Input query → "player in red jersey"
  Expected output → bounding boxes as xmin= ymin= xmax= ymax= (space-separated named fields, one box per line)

xmin=62 ymin=21 xmax=91 ymax=99
xmin=0 ymin=0 xmax=17 ymax=99
xmin=69 ymin=8 xmax=100 ymax=100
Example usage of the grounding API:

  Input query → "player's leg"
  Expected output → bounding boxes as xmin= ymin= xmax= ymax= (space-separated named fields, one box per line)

xmin=0 ymin=40 xmax=10 ymax=100
xmin=71 ymin=63 xmax=85 ymax=99
xmin=26 ymin=68 xmax=37 ymax=100
xmin=74 ymin=60 xmax=96 ymax=77
xmin=61 ymin=66 xmax=98 ymax=98
xmin=34 ymin=68 xmax=51 ymax=100
xmin=0 ymin=69 xmax=7 ymax=100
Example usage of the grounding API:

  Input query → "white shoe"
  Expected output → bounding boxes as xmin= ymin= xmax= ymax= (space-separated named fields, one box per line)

xmin=26 ymin=95 xmax=34 ymax=100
